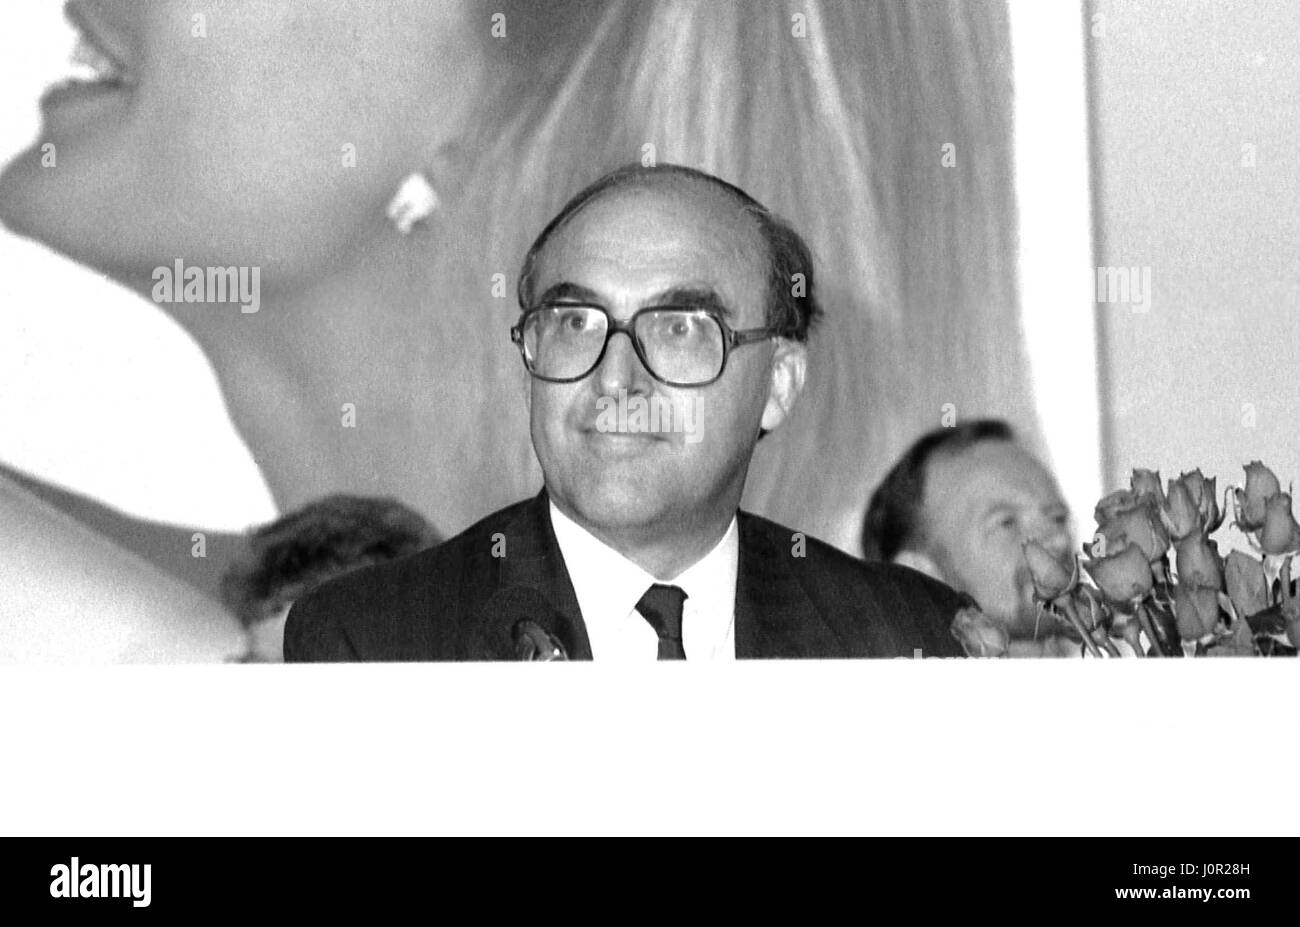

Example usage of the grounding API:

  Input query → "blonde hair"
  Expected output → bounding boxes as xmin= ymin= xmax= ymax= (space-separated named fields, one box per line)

xmin=433 ymin=0 xmax=1033 ymax=551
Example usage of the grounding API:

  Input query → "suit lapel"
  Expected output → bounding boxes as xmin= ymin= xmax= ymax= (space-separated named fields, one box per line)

xmin=484 ymin=490 xmax=594 ymax=660
xmin=734 ymin=512 xmax=842 ymax=658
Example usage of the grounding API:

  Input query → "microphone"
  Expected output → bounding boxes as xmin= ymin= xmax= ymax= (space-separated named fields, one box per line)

xmin=513 ymin=619 xmax=568 ymax=662
xmin=478 ymin=587 xmax=570 ymax=661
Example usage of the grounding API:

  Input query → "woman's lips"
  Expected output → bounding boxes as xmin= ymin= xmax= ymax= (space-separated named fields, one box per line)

xmin=40 ymin=3 xmax=136 ymax=125
xmin=58 ymin=1 xmax=135 ymax=87
xmin=41 ymin=77 xmax=128 ymax=112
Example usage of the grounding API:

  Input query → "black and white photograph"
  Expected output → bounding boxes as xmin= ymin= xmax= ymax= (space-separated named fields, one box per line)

xmin=0 ymin=0 xmax=1296 ymax=862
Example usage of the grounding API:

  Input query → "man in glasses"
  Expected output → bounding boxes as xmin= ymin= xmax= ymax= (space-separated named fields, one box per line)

xmin=285 ymin=164 xmax=965 ymax=661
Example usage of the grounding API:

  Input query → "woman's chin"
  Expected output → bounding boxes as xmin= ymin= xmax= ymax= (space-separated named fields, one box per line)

xmin=0 ymin=146 xmax=122 ymax=275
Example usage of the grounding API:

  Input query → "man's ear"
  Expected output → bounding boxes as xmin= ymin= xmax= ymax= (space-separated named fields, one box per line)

xmin=760 ymin=339 xmax=807 ymax=433
xmin=892 ymin=548 xmax=944 ymax=583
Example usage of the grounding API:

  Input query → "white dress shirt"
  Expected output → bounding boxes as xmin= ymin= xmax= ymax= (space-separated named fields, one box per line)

xmin=548 ymin=501 xmax=738 ymax=660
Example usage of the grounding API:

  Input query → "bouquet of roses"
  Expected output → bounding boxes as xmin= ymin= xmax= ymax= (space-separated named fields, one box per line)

xmin=1011 ymin=462 xmax=1300 ymax=657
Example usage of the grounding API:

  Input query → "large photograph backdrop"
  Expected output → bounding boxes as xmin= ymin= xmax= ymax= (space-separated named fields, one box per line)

xmin=3 ymin=0 xmax=1299 ymax=841
xmin=0 ymin=0 xmax=1053 ymax=661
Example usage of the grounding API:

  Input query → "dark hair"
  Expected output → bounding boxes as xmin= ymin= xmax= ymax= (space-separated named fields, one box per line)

xmin=861 ymin=419 xmax=1016 ymax=562
xmin=220 ymin=495 xmax=439 ymax=627
xmin=516 ymin=163 xmax=822 ymax=342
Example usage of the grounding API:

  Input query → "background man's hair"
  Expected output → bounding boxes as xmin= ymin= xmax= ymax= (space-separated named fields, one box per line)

xmin=861 ymin=418 xmax=1016 ymax=562
xmin=516 ymin=162 xmax=822 ymax=342
xmin=220 ymin=495 xmax=440 ymax=627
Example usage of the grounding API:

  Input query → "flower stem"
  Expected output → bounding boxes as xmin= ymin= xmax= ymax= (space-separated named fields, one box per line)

xmin=1059 ymin=596 xmax=1106 ymax=659
xmin=1120 ymin=620 xmax=1145 ymax=657
xmin=1135 ymin=602 xmax=1162 ymax=657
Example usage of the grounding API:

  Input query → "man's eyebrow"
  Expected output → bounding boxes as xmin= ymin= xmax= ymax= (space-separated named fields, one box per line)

xmin=649 ymin=286 xmax=736 ymax=320
xmin=532 ymin=282 xmax=602 ymax=305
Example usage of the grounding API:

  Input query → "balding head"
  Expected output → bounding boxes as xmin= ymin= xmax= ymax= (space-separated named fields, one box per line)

xmin=518 ymin=163 xmax=821 ymax=342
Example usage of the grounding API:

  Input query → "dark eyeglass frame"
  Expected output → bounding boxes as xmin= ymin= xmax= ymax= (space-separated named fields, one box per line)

xmin=510 ymin=302 xmax=779 ymax=388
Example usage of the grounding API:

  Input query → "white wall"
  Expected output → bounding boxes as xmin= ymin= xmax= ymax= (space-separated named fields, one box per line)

xmin=1092 ymin=0 xmax=1300 ymax=498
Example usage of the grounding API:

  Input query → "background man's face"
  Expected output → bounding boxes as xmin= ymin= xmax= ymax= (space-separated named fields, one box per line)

xmin=920 ymin=440 xmax=1072 ymax=635
xmin=525 ymin=180 xmax=791 ymax=542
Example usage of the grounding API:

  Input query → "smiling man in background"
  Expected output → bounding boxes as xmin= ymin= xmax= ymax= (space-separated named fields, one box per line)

xmin=863 ymin=420 xmax=1080 ymax=657
xmin=286 ymin=163 xmax=965 ymax=661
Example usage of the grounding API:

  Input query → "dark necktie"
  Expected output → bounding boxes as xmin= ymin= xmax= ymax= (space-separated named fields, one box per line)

xmin=636 ymin=584 xmax=688 ymax=660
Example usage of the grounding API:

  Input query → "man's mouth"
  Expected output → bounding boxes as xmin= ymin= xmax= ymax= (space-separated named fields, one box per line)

xmin=580 ymin=426 xmax=670 ymax=459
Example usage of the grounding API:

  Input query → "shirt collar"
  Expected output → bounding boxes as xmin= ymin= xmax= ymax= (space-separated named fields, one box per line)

xmin=548 ymin=500 xmax=739 ymax=638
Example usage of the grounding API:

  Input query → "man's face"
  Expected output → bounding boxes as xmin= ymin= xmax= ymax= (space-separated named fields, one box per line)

xmin=524 ymin=179 xmax=804 ymax=544
xmin=919 ymin=441 xmax=1072 ymax=636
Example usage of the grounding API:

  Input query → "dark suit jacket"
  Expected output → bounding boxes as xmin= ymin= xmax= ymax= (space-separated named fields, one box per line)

xmin=284 ymin=492 xmax=966 ymax=661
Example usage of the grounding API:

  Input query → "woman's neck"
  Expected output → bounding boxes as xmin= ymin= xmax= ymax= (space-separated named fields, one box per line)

xmin=169 ymin=214 xmax=542 ymax=537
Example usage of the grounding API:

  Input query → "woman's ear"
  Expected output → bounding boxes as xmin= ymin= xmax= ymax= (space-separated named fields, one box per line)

xmin=759 ymin=339 xmax=807 ymax=433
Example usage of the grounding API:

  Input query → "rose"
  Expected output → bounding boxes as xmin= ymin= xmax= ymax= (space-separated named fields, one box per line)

xmin=950 ymin=604 xmax=1009 ymax=658
xmin=1177 ymin=469 xmax=1223 ymax=534
xmin=1234 ymin=461 xmax=1281 ymax=530
xmin=1085 ymin=544 xmax=1154 ymax=606
xmin=1259 ymin=493 xmax=1300 ymax=555
xmin=1224 ymin=549 xmax=1269 ymax=619
xmin=1022 ymin=540 xmax=1079 ymax=600
xmin=1130 ymin=468 xmax=1165 ymax=507
xmin=1173 ymin=582 xmax=1220 ymax=641
xmin=1094 ymin=499 xmax=1169 ymax=564
xmin=1094 ymin=489 xmax=1138 ymax=525
xmin=1162 ymin=478 xmax=1203 ymax=541
xmin=1173 ymin=533 xmax=1223 ymax=589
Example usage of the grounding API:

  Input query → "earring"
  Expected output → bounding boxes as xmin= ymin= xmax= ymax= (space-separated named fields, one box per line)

xmin=386 ymin=172 xmax=439 ymax=234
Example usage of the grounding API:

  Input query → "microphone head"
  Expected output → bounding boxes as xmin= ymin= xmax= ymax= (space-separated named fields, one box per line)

xmin=478 ymin=587 xmax=569 ymax=661
xmin=513 ymin=620 xmax=568 ymax=662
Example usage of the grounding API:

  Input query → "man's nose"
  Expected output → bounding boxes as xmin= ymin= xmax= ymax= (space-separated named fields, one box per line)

xmin=592 ymin=330 xmax=653 ymax=396
xmin=1032 ymin=522 xmax=1073 ymax=559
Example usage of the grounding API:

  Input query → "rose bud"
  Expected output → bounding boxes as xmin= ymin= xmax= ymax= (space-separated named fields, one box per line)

xmin=1236 ymin=461 xmax=1281 ymax=530
xmin=950 ymin=604 xmax=1009 ymax=658
xmin=1259 ymin=492 xmax=1300 ymax=556
xmin=1022 ymin=539 xmax=1078 ymax=600
xmin=1173 ymin=533 xmax=1223 ymax=589
xmin=1131 ymin=468 xmax=1165 ymax=506
xmin=1176 ymin=468 xmax=1223 ymax=529
xmin=1094 ymin=489 xmax=1138 ymax=526
xmin=1162 ymin=478 xmax=1203 ymax=541
xmin=1200 ymin=476 xmax=1224 ymax=533
xmin=1224 ymin=550 xmax=1269 ymax=619
xmin=1173 ymin=582 xmax=1220 ymax=640
xmin=1177 ymin=469 xmax=1205 ymax=503
xmin=1085 ymin=544 xmax=1155 ymax=606
xmin=1105 ymin=501 xmax=1170 ymax=564
xmin=1085 ymin=528 xmax=1125 ymax=560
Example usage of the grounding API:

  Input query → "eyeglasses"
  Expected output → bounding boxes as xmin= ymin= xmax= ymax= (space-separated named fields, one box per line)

xmin=510 ymin=303 xmax=777 ymax=387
